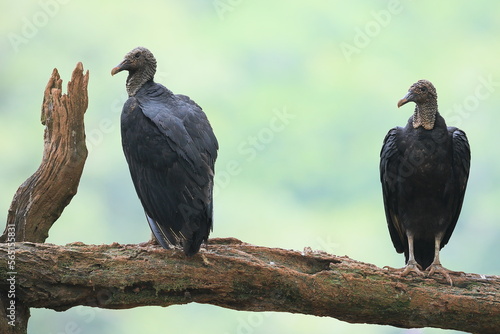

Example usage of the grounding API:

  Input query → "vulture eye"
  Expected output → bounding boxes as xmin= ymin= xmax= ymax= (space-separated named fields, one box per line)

xmin=419 ymin=86 xmax=427 ymax=92
xmin=134 ymin=52 xmax=141 ymax=58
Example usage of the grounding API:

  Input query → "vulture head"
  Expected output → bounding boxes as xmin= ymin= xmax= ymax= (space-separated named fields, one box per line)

xmin=111 ymin=47 xmax=157 ymax=96
xmin=397 ymin=79 xmax=437 ymax=108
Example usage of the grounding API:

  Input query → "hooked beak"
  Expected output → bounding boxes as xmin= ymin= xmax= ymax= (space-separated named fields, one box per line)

xmin=111 ymin=60 xmax=128 ymax=76
xmin=397 ymin=91 xmax=414 ymax=108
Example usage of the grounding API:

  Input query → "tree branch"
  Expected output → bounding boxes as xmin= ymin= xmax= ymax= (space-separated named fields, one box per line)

xmin=1 ymin=238 xmax=498 ymax=333
xmin=1 ymin=63 xmax=88 ymax=244
xmin=0 ymin=63 xmax=88 ymax=334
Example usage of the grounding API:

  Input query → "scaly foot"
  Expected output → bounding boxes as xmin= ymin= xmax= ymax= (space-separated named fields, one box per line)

xmin=200 ymin=253 xmax=211 ymax=266
xmin=400 ymin=263 xmax=425 ymax=277
xmin=138 ymin=237 xmax=162 ymax=248
xmin=384 ymin=260 xmax=425 ymax=277
xmin=426 ymin=264 xmax=464 ymax=286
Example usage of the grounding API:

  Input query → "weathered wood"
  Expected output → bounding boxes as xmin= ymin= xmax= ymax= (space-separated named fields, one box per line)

xmin=0 ymin=297 xmax=29 ymax=334
xmin=0 ymin=238 xmax=498 ymax=333
xmin=0 ymin=63 xmax=88 ymax=334
xmin=1 ymin=63 xmax=88 ymax=243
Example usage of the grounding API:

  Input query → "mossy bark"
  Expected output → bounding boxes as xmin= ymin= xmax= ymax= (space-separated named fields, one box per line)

xmin=0 ymin=239 xmax=498 ymax=333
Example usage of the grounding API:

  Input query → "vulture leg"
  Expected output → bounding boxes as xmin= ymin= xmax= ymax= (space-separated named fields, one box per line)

xmin=426 ymin=234 xmax=464 ymax=286
xmin=385 ymin=234 xmax=425 ymax=277
xmin=400 ymin=234 xmax=425 ymax=277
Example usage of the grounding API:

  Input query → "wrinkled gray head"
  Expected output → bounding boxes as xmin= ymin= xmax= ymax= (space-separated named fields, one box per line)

xmin=397 ymin=79 xmax=439 ymax=130
xmin=111 ymin=47 xmax=157 ymax=96
xmin=397 ymin=79 xmax=437 ymax=108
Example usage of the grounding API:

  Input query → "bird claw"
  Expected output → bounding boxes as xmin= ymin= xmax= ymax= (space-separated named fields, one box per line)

xmin=384 ymin=263 xmax=425 ymax=277
xmin=426 ymin=264 xmax=463 ymax=286
xmin=400 ymin=263 xmax=425 ymax=277
xmin=200 ymin=253 xmax=211 ymax=266
xmin=138 ymin=238 xmax=160 ymax=247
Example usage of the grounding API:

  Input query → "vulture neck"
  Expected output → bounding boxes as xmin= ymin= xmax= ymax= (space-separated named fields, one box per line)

xmin=126 ymin=67 xmax=155 ymax=97
xmin=413 ymin=100 xmax=438 ymax=130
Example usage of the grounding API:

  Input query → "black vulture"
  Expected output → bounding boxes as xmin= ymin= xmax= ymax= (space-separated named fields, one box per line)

xmin=111 ymin=47 xmax=218 ymax=256
xmin=380 ymin=80 xmax=470 ymax=283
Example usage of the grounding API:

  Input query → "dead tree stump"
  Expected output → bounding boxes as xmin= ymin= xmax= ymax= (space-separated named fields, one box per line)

xmin=1 ymin=63 xmax=89 ymax=243
xmin=0 ymin=63 xmax=88 ymax=334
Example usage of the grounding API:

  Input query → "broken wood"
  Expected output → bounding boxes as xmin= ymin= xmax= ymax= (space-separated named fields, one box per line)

xmin=1 ymin=62 xmax=88 ymax=243
xmin=0 ymin=63 xmax=88 ymax=334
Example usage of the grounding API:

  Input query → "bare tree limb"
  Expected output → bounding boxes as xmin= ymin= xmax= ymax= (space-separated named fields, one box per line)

xmin=1 ymin=63 xmax=88 ymax=244
xmin=0 ymin=63 xmax=88 ymax=334
xmin=0 ymin=239 xmax=498 ymax=333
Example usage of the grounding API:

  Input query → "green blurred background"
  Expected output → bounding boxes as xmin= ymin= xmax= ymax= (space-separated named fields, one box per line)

xmin=1 ymin=0 xmax=499 ymax=333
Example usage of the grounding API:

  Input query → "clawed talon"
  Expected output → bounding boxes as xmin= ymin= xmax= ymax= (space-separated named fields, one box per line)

xmin=426 ymin=264 xmax=463 ymax=286
xmin=400 ymin=263 xmax=425 ymax=277
xmin=138 ymin=239 xmax=159 ymax=247
xmin=384 ymin=262 xmax=425 ymax=277
xmin=386 ymin=262 xmax=464 ymax=286
xmin=200 ymin=253 xmax=211 ymax=266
